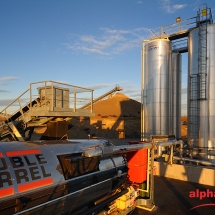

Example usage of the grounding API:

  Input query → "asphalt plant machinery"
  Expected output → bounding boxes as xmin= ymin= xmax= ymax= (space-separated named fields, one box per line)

xmin=0 ymin=139 xmax=156 ymax=215
xmin=142 ymin=4 xmax=215 ymax=161
xmin=0 ymin=80 xmax=95 ymax=141
xmin=0 ymin=81 xmax=122 ymax=142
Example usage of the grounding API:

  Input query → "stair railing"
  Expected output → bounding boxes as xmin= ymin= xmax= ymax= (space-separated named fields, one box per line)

xmin=0 ymin=88 xmax=30 ymax=121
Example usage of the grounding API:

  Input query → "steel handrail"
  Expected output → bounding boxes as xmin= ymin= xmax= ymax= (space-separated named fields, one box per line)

xmin=0 ymin=88 xmax=30 ymax=119
xmin=150 ymin=16 xmax=197 ymax=39
xmin=30 ymin=80 xmax=93 ymax=92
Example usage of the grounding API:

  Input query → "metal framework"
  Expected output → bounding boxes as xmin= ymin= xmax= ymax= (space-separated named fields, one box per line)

xmin=0 ymin=80 xmax=94 ymax=141
xmin=142 ymin=5 xmax=213 ymax=145
xmin=188 ymin=5 xmax=212 ymax=144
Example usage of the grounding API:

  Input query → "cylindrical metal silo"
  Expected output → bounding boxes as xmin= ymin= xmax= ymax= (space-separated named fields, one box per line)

xmin=142 ymin=39 xmax=172 ymax=139
xmin=171 ymin=52 xmax=182 ymax=139
xmin=188 ymin=24 xmax=215 ymax=149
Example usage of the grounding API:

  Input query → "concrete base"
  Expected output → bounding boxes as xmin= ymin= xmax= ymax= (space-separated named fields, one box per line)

xmin=154 ymin=161 xmax=215 ymax=186
xmin=136 ymin=198 xmax=155 ymax=211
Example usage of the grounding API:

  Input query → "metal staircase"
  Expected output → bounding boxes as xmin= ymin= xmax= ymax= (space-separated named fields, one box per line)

xmin=0 ymin=81 xmax=122 ymax=141
xmin=0 ymin=81 xmax=94 ymax=141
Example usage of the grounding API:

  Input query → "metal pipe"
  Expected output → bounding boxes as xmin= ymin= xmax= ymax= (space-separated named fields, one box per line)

xmin=113 ymin=143 xmax=152 ymax=154
xmin=51 ymin=82 xmax=54 ymax=111
xmin=138 ymin=149 xmax=151 ymax=194
xmin=173 ymin=156 xmax=215 ymax=167
xmin=30 ymin=83 xmax=32 ymax=110
xmin=0 ymin=88 xmax=30 ymax=115
xmin=141 ymin=44 xmax=145 ymax=141
xmin=30 ymin=80 xmax=93 ymax=92
xmin=17 ymin=98 xmax=25 ymax=122
xmin=179 ymin=140 xmax=184 ymax=157
xmin=150 ymin=141 xmax=155 ymax=205
xmin=82 ymin=143 xmax=152 ymax=157
xmin=91 ymin=90 xmax=93 ymax=113
xmin=169 ymin=145 xmax=173 ymax=164
xmin=154 ymin=140 xmax=183 ymax=158
xmin=74 ymin=87 xmax=76 ymax=112
xmin=44 ymin=81 xmax=47 ymax=108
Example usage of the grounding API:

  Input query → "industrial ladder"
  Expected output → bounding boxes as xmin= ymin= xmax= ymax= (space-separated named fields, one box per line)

xmin=189 ymin=5 xmax=211 ymax=141
xmin=197 ymin=5 xmax=209 ymax=100
xmin=189 ymin=75 xmax=199 ymax=140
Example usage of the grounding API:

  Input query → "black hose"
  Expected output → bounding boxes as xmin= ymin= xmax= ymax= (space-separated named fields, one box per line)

xmin=81 ymin=188 xmax=129 ymax=215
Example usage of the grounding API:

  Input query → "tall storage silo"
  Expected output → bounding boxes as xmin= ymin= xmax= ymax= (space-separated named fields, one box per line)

xmin=171 ymin=52 xmax=182 ymax=139
xmin=142 ymin=39 xmax=172 ymax=139
xmin=188 ymin=24 xmax=215 ymax=149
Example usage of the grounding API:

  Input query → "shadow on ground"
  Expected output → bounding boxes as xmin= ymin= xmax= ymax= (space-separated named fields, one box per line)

xmin=133 ymin=176 xmax=215 ymax=215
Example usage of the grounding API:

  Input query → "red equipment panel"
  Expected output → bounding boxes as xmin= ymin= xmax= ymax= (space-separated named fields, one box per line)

xmin=127 ymin=142 xmax=148 ymax=183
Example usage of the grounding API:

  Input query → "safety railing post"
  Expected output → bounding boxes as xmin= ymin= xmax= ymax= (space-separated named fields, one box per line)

xmin=91 ymin=90 xmax=93 ymax=113
xmin=74 ymin=87 xmax=76 ymax=112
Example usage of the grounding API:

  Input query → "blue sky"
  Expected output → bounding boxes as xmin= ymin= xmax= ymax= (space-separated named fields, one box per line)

xmin=0 ymin=0 xmax=215 ymax=115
